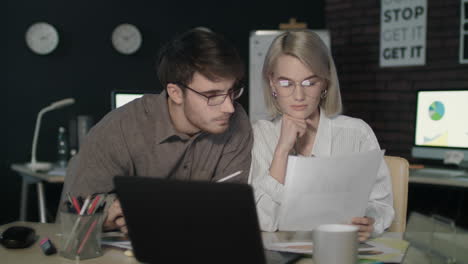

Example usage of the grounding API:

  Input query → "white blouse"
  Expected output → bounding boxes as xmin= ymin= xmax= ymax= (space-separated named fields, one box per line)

xmin=248 ymin=110 xmax=395 ymax=235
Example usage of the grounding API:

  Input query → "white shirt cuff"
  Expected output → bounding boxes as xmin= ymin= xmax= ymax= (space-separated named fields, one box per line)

xmin=253 ymin=174 xmax=284 ymax=203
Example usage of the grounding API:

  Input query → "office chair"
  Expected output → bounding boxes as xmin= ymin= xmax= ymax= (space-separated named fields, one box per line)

xmin=384 ymin=155 xmax=409 ymax=233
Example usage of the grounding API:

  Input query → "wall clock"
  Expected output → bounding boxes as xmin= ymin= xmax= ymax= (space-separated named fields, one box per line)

xmin=111 ymin=23 xmax=142 ymax=55
xmin=25 ymin=22 xmax=59 ymax=55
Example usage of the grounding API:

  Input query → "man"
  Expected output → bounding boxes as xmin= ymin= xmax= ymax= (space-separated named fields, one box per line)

xmin=62 ymin=28 xmax=253 ymax=233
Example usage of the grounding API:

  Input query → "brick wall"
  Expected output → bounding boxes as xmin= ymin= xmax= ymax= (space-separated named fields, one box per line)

xmin=325 ymin=0 xmax=468 ymax=161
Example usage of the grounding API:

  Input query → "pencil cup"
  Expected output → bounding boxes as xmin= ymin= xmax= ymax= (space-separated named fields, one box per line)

xmin=59 ymin=211 xmax=104 ymax=260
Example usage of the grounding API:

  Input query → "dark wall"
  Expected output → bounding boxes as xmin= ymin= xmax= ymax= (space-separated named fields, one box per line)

xmin=4 ymin=1 xmax=325 ymax=224
xmin=325 ymin=0 xmax=468 ymax=228
xmin=325 ymin=0 xmax=468 ymax=161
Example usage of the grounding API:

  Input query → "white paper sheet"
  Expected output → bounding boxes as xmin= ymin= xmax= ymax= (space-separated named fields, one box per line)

xmin=101 ymin=232 xmax=132 ymax=250
xmin=264 ymin=241 xmax=381 ymax=255
xmin=278 ymin=149 xmax=384 ymax=231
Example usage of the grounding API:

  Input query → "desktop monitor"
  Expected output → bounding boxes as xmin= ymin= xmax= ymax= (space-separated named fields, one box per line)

xmin=111 ymin=90 xmax=158 ymax=109
xmin=412 ymin=90 xmax=468 ymax=168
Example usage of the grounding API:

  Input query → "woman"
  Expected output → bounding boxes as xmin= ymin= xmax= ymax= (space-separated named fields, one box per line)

xmin=249 ymin=30 xmax=394 ymax=241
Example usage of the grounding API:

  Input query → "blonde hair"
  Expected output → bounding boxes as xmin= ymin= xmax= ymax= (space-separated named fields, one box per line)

xmin=262 ymin=30 xmax=342 ymax=118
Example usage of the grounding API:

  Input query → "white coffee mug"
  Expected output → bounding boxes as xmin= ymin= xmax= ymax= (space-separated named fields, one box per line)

xmin=312 ymin=224 xmax=359 ymax=264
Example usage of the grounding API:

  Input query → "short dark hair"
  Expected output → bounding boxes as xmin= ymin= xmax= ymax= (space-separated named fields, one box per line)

xmin=157 ymin=28 xmax=244 ymax=89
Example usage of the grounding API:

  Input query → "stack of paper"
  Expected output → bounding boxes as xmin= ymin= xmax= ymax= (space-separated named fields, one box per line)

xmin=278 ymin=149 xmax=384 ymax=231
xmin=263 ymin=235 xmax=409 ymax=263
xmin=101 ymin=232 xmax=132 ymax=250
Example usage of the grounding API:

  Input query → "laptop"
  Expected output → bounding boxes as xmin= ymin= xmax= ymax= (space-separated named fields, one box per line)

xmin=113 ymin=176 xmax=267 ymax=264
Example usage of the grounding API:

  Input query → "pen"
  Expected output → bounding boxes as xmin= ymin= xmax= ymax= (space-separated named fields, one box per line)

xmin=71 ymin=195 xmax=81 ymax=214
xmin=64 ymin=195 xmax=91 ymax=251
xmin=217 ymin=170 xmax=242 ymax=183
xmin=66 ymin=193 xmax=73 ymax=204
xmin=79 ymin=196 xmax=91 ymax=216
xmin=87 ymin=195 xmax=102 ymax=215
xmin=76 ymin=218 xmax=99 ymax=254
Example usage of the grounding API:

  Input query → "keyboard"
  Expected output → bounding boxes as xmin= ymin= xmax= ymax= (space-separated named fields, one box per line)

xmin=412 ymin=168 xmax=468 ymax=177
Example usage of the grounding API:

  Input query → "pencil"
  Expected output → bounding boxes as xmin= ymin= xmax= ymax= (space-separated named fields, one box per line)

xmin=71 ymin=196 xmax=81 ymax=214
xmin=87 ymin=195 xmax=102 ymax=215
xmin=79 ymin=195 xmax=91 ymax=216
xmin=217 ymin=170 xmax=242 ymax=183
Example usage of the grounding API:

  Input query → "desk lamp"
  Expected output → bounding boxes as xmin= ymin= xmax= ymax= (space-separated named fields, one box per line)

xmin=28 ymin=98 xmax=75 ymax=171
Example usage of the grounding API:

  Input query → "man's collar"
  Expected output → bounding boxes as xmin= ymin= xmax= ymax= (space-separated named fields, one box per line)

xmin=147 ymin=90 xmax=192 ymax=144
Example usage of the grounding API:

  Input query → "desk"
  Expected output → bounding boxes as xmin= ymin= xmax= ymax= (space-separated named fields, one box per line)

xmin=263 ymin=231 xmax=408 ymax=264
xmin=409 ymin=168 xmax=468 ymax=188
xmin=262 ymin=230 xmax=468 ymax=264
xmin=0 ymin=221 xmax=138 ymax=264
xmin=0 ymin=221 xmax=412 ymax=264
xmin=3 ymin=221 xmax=467 ymax=264
xmin=10 ymin=164 xmax=65 ymax=224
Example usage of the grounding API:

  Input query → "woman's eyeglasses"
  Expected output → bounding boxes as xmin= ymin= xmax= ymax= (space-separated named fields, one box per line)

xmin=273 ymin=78 xmax=322 ymax=97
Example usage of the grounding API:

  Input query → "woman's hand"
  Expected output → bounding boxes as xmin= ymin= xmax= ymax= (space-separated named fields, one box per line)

xmin=270 ymin=115 xmax=313 ymax=184
xmin=351 ymin=217 xmax=375 ymax=242
xmin=276 ymin=115 xmax=308 ymax=154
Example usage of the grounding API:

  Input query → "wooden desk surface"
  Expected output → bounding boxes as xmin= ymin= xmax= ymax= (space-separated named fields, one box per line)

xmin=3 ymin=222 xmax=446 ymax=264
xmin=3 ymin=222 xmax=405 ymax=264
xmin=11 ymin=163 xmax=65 ymax=183
xmin=1 ymin=221 xmax=138 ymax=264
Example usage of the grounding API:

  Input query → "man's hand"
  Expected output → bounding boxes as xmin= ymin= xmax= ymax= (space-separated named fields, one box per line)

xmin=351 ymin=217 xmax=375 ymax=242
xmin=103 ymin=199 xmax=128 ymax=234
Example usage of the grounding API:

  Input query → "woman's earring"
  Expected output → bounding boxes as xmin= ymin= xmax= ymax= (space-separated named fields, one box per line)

xmin=320 ymin=89 xmax=328 ymax=99
xmin=272 ymin=91 xmax=278 ymax=97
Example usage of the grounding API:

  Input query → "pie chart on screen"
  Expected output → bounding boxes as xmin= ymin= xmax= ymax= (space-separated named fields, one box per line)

xmin=429 ymin=101 xmax=445 ymax=121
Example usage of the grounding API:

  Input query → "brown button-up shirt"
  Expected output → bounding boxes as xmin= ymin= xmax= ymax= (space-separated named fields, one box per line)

xmin=62 ymin=91 xmax=253 ymax=197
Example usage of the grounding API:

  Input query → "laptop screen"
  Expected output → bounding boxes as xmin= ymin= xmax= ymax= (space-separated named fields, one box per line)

xmin=114 ymin=176 xmax=266 ymax=264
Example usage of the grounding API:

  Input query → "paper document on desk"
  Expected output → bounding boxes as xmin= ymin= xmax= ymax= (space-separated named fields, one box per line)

xmin=101 ymin=232 xmax=132 ymax=250
xmin=264 ymin=241 xmax=381 ymax=255
xmin=278 ymin=149 xmax=384 ymax=231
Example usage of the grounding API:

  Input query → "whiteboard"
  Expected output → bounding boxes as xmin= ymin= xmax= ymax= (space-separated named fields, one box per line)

xmin=249 ymin=30 xmax=331 ymax=121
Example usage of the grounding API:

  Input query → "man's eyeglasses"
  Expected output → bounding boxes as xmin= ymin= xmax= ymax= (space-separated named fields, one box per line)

xmin=177 ymin=83 xmax=244 ymax=106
